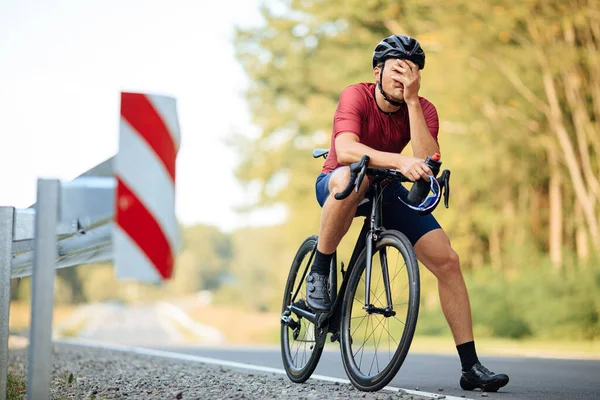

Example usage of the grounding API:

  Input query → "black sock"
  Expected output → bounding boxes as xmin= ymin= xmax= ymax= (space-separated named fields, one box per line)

xmin=457 ymin=341 xmax=479 ymax=372
xmin=310 ymin=249 xmax=333 ymax=275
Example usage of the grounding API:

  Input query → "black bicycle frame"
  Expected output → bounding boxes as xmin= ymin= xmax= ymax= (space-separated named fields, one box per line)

xmin=361 ymin=180 xmax=394 ymax=313
xmin=288 ymin=178 xmax=398 ymax=332
xmin=325 ymin=179 xmax=396 ymax=333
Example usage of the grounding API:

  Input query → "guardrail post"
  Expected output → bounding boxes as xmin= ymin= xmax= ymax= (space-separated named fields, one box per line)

xmin=0 ymin=91 xmax=179 ymax=400
xmin=0 ymin=207 xmax=15 ymax=400
xmin=27 ymin=179 xmax=60 ymax=400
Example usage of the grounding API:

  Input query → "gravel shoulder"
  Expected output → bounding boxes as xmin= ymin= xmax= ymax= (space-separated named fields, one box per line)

xmin=7 ymin=342 xmax=430 ymax=400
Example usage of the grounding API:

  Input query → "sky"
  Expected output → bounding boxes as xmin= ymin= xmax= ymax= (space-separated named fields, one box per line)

xmin=0 ymin=0 xmax=287 ymax=232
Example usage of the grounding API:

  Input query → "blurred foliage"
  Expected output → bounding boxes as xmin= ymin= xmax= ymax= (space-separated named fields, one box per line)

xmin=231 ymin=0 xmax=600 ymax=269
xmin=227 ymin=0 xmax=600 ymax=341
xmin=10 ymin=0 xmax=600 ymax=343
xmin=10 ymin=226 xmax=600 ymax=341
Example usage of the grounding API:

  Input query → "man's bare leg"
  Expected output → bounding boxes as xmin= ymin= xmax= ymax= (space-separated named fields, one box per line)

xmin=413 ymin=228 xmax=473 ymax=346
xmin=414 ymin=228 xmax=509 ymax=391
xmin=317 ymin=167 xmax=370 ymax=254
xmin=306 ymin=167 xmax=370 ymax=311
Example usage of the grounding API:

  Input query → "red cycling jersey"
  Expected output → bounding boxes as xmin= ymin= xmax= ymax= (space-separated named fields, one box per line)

xmin=322 ymin=82 xmax=439 ymax=174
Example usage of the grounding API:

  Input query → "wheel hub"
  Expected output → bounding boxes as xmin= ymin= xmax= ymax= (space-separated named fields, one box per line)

xmin=363 ymin=304 xmax=396 ymax=317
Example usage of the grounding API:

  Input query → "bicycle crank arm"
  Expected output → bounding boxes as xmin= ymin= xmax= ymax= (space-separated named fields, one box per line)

xmin=289 ymin=304 xmax=317 ymax=324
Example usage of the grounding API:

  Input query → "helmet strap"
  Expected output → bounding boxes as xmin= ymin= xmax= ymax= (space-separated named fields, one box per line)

xmin=378 ymin=63 xmax=403 ymax=107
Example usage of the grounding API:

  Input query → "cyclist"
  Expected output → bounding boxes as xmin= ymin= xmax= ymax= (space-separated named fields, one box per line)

xmin=306 ymin=34 xmax=510 ymax=392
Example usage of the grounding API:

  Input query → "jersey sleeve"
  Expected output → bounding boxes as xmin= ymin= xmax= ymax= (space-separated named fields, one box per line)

xmin=333 ymin=85 xmax=367 ymax=139
xmin=420 ymin=97 xmax=440 ymax=145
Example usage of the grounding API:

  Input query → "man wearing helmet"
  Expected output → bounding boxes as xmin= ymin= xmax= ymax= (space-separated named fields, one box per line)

xmin=306 ymin=34 xmax=510 ymax=392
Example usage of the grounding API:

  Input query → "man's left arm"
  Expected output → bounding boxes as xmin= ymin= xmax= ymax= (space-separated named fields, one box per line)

xmin=407 ymin=101 xmax=439 ymax=159
xmin=392 ymin=59 xmax=440 ymax=159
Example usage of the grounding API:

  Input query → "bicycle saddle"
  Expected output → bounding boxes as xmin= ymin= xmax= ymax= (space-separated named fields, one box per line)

xmin=313 ymin=148 xmax=329 ymax=159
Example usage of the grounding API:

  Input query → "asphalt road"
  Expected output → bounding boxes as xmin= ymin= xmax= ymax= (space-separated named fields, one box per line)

xmin=56 ymin=303 xmax=600 ymax=399
xmin=156 ymin=345 xmax=600 ymax=400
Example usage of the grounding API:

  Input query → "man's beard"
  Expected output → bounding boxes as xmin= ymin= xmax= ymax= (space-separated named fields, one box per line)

xmin=386 ymin=89 xmax=404 ymax=104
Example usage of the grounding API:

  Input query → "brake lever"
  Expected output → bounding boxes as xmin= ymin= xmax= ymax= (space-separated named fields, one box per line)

xmin=334 ymin=155 xmax=370 ymax=200
xmin=354 ymin=155 xmax=370 ymax=193
xmin=439 ymin=170 xmax=451 ymax=208
xmin=355 ymin=163 xmax=367 ymax=193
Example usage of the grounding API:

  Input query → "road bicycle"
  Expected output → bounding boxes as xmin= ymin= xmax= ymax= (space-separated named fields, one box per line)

xmin=280 ymin=149 xmax=451 ymax=392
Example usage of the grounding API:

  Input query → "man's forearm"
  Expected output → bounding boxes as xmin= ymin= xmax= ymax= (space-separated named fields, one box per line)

xmin=337 ymin=141 xmax=400 ymax=169
xmin=407 ymin=101 xmax=439 ymax=159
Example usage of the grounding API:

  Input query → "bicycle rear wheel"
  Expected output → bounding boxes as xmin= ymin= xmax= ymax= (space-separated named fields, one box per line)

xmin=340 ymin=230 xmax=420 ymax=392
xmin=280 ymin=235 xmax=324 ymax=383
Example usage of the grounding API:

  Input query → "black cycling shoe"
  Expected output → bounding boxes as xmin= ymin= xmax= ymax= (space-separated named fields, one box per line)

xmin=306 ymin=271 xmax=331 ymax=312
xmin=460 ymin=362 xmax=509 ymax=392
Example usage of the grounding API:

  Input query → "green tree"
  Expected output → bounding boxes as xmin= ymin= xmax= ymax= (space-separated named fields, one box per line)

xmin=232 ymin=0 xmax=600 ymax=271
xmin=228 ymin=0 xmax=600 ymax=340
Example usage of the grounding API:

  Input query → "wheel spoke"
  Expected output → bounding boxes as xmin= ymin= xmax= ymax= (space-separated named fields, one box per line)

xmin=390 ymin=261 xmax=406 ymax=295
xmin=354 ymin=315 xmax=388 ymax=375
xmin=281 ymin=239 xmax=324 ymax=379
xmin=341 ymin=236 xmax=419 ymax=390
xmin=387 ymin=318 xmax=392 ymax=360
xmin=302 ymin=325 xmax=307 ymax=367
xmin=374 ymin=314 xmax=387 ymax=374
xmin=354 ymin=314 xmax=386 ymax=354
xmin=379 ymin=319 xmax=400 ymax=347
xmin=292 ymin=330 xmax=301 ymax=365
xmin=369 ymin=315 xmax=386 ymax=375
xmin=393 ymin=282 xmax=409 ymax=306
xmin=351 ymin=313 xmax=369 ymax=336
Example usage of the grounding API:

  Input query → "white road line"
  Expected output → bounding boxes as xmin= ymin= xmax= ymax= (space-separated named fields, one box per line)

xmin=55 ymin=338 xmax=474 ymax=400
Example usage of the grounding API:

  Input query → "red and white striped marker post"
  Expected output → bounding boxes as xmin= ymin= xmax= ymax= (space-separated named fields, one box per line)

xmin=113 ymin=92 xmax=181 ymax=282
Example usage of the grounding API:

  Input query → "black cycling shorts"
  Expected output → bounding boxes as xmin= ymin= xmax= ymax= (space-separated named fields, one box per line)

xmin=315 ymin=168 xmax=441 ymax=246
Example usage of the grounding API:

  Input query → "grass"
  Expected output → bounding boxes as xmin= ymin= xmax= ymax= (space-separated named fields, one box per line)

xmin=55 ymin=317 xmax=89 ymax=338
xmin=183 ymin=303 xmax=600 ymax=360
xmin=322 ymin=334 xmax=600 ymax=360
xmin=409 ymin=335 xmax=600 ymax=360
xmin=183 ymin=303 xmax=281 ymax=345
xmin=9 ymin=301 xmax=78 ymax=334
xmin=7 ymin=371 xmax=26 ymax=400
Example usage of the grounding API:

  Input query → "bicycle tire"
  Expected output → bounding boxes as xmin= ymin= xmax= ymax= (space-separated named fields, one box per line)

xmin=280 ymin=235 xmax=324 ymax=383
xmin=339 ymin=230 xmax=420 ymax=392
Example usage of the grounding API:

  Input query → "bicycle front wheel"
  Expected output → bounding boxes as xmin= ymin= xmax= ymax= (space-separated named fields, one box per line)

xmin=280 ymin=235 xmax=324 ymax=383
xmin=340 ymin=230 xmax=420 ymax=392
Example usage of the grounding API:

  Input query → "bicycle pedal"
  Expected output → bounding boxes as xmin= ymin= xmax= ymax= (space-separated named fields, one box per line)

xmin=330 ymin=332 xmax=340 ymax=343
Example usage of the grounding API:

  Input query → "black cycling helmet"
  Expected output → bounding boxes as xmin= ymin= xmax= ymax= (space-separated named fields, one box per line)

xmin=372 ymin=34 xmax=425 ymax=107
xmin=372 ymin=34 xmax=425 ymax=70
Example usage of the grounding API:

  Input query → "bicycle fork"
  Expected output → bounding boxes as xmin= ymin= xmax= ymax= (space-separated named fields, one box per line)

xmin=363 ymin=233 xmax=396 ymax=317
xmin=363 ymin=184 xmax=396 ymax=318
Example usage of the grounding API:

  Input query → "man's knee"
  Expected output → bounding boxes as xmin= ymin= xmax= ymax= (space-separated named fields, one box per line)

xmin=328 ymin=167 xmax=369 ymax=201
xmin=435 ymin=247 xmax=461 ymax=277
xmin=329 ymin=167 xmax=351 ymax=193
xmin=418 ymin=240 xmax=460 ymax=279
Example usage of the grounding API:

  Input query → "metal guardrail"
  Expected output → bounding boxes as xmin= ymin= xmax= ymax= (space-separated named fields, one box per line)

xmin=0 ymin=174 xmax=120 ymax=400
xmin=11 ymin=177 xmax=115 ymax=278
xmin=1 ymin=91 xmax=180 ymax=400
